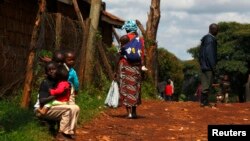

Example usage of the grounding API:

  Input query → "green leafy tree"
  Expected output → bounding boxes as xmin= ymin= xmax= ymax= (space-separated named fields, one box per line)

xmin=157 ymin=48 xmax=184 ymax=100
xmin=188 ymin=22 xmax=250 ymax=102
xmin=182 ymin=60 xmax=200 ymax=100
xmin=216 ymin=22 xmax=250 ymax=74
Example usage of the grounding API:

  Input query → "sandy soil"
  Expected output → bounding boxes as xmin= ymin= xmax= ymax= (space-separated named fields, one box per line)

xmin=75 ymin=100 xmax=250 ymax=141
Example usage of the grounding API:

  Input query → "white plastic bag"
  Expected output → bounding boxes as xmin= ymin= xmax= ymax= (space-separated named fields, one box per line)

xmin=104 ymin=80 xmax=120 ymax=108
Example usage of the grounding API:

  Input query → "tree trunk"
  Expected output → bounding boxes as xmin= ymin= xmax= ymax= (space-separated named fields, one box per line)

xmin=146 ymin=0 xmax=161 ymax=41
xmin=112 ymin=27 xmax=120 ymax=44
xmin=72 ymin=0 xmax=85 ymax=26
xmin=77 ymin=19 xmax=90 ymax=89
xmin=72 ymin=0 xmax=88 ymax=89
xmin=83 ymin=0 xmax=102 ymax=87
xmin=94 ymin=60 xmax=102 ymax=81
xmin=21 ymin=0 xmax=46 ymax=108
xmin=97 ymin=40 xmax=113 ymax=80
xmin=145 ymin=0 xmax=161 ymax=94
xmin=55 ymin=13 xmax=62 ymax=50
xmin=136 ymin=20 xmax=146 ymax=38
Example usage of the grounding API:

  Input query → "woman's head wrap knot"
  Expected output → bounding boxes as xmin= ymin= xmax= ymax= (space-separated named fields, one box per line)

xmin=122 ymin=20 xmax=138 ymax=32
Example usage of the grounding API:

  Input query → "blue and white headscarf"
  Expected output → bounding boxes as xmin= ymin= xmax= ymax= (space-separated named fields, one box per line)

xmin=122 ymin=20 xmax=138 ymax=32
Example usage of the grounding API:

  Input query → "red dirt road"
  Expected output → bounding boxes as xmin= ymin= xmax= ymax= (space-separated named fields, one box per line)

xmin=76 ymin=100 xmax=250 ymax=141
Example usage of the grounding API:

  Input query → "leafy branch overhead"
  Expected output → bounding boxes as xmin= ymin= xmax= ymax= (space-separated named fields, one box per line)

xmin=188 ymin=22 xmax=250 ymax=75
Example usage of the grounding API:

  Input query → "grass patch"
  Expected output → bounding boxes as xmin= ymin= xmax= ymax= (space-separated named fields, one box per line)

xmin=141 ymin=81 xmax=157 ymax=100
xmin=0 ymin=80 xmax=155 ymax=141
xmin=76 ymin=89 xmax=107 ymax=123
xmin=0 ymin=100 xmax=54 ymax=141
xmin=0 ymin=87 xmax=108 ymax=141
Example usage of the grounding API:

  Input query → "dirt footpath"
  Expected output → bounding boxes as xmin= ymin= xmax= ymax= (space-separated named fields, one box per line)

xmin=76 ymin=100 xmax=250 ymax=141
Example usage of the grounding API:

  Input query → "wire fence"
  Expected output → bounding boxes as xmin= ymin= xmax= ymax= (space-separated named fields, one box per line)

xmin=0 ymin=11 xmax=84 ymax=97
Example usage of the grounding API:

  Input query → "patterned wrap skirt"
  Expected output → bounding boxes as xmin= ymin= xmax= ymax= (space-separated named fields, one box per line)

xmin=118 ymin=60 xmax=142 ymax=107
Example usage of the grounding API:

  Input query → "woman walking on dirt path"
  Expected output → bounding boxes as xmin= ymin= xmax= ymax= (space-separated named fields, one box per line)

xmin=117 ymin=20 xmax=146 ymax=119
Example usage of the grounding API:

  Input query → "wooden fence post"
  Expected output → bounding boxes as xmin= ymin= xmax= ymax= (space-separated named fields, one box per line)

xmin=55 ymin=13 xmax=62 ymax=50
xmin=83 ymin=0 xmax=102 ymax=86
xmin=72 ymin=0 xmax=88 ymax=89
xmin=97 ymin=40 xmax=113 ymax=80
xmin=21 ymin=0 xmax=46 ymax=108
xmin=112 ymin=27 xmax=120 ymax=44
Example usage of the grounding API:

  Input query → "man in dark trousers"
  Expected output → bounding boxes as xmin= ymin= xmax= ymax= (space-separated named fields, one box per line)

xmin=199 ymin=23 xmax=219 ymax=107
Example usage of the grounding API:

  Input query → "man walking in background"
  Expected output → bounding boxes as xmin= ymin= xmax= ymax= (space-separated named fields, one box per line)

xmin=199 ymin=23 xmax=219 ymax=107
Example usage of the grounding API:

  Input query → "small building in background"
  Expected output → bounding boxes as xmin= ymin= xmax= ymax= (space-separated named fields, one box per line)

xmin=0 ymin=0 xmax=124 ymax=96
